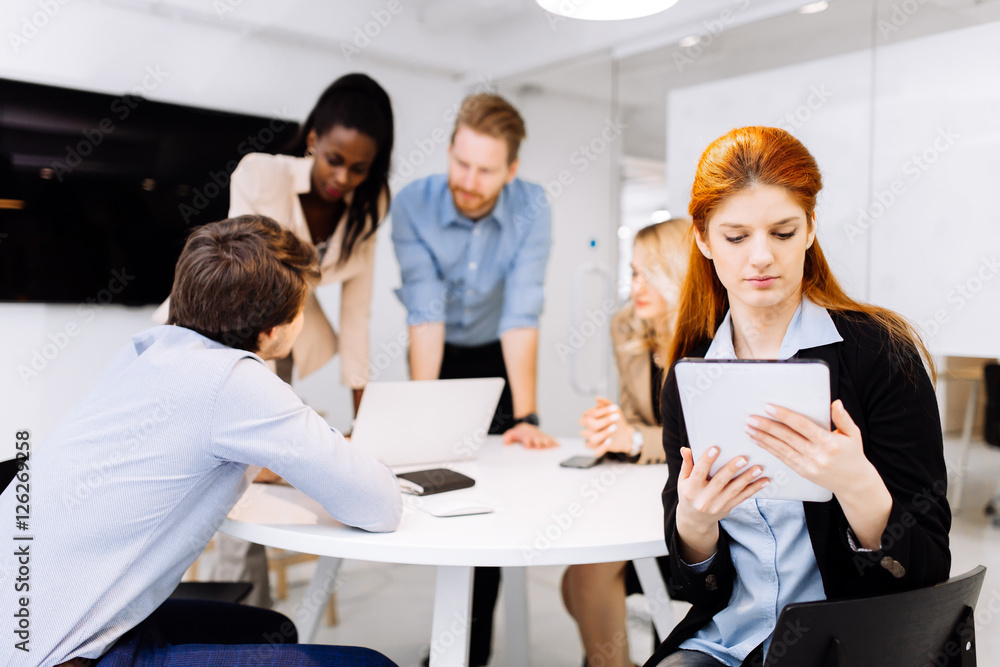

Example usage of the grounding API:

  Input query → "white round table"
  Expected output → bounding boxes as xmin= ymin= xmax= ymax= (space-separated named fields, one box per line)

xmin=220 ymin=437 xmax=672 ymax=666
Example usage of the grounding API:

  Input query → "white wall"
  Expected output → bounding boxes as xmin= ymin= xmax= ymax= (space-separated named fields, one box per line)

xmin=0 ymin=1 xmax=468 ymax=458
xmin=868 ymin=21 xmax=1000 ymax=359
xmin=505 ymin=71 xmax=620 ymax=437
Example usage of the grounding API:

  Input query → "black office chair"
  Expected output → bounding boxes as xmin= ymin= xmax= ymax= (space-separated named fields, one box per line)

xmin=169 ymin=581 xmax=253 ymax=604
xmin=764 ymin=565 xmax=986 ymax=666
xmin=1 ymin=457 xmax=250 ymax=605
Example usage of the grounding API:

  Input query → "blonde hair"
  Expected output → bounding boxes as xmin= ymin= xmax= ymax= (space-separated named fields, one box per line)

xmin=451 ymin=93 xmax=526 ymax=165
xmin=617 ymin=218 xmax=691 ymax=360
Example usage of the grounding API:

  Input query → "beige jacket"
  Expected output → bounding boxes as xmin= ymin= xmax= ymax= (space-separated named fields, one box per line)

xmin=227 ymin=153 xmax=386 ymax=386
xmin=610 ymin=308 xmax=666 ymax=465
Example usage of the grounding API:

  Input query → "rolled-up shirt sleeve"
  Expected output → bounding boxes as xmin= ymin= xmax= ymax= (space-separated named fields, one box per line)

xmin=210 ymin=357 xmax=402 ymax=532
xmin=498 ymin=187 xmax=551 ymax=334
xmin=391 ymin=196 xmax=449 ymax=325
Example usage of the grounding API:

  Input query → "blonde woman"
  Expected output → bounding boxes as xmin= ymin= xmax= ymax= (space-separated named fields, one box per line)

xmin=563 ymin=218 xmax=691 ymax=667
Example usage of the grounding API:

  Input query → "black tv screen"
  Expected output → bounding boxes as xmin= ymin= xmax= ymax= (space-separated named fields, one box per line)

xmin=0 ymin=78 xmax=299 ymax=305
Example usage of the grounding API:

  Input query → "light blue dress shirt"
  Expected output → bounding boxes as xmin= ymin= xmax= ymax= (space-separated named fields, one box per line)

xmin=679 ymin=297 xmax=843 ymax=665
xmin=0 ymin=326 xmax=402 ymax=667
xmin=390 ymin=174 xmax=552 ymax=346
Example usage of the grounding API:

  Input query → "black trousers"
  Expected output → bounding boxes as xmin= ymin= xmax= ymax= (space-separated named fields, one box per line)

xmin=438 ymin=340 xmax=512 ymax=666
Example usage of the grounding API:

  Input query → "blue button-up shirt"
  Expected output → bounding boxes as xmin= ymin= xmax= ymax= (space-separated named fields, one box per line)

xmin=680 ymin=297 xmax=843 ymax=665
xmin=390 ymin=174 xmax=552 ymax=345
xmin=0 ymin=325 xmax=402 ymax=666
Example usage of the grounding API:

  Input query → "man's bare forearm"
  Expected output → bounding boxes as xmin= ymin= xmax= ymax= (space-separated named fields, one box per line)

xmin=500 ymin=327 xmax=538 ymax=418
xmin=409 ymin=322 xmax=445 ymax=380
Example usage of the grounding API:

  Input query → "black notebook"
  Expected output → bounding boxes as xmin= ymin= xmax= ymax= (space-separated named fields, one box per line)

xmin=396 ymin=468 xmax=475 ymax=496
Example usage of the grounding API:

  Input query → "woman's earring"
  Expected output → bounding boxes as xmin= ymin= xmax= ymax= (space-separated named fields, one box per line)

xmin=306 ymin=146 xmax=316 ymax=157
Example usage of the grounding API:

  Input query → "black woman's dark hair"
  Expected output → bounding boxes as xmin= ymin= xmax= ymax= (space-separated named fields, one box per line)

xmin=286 ymin=73 xmax=394 ymax=266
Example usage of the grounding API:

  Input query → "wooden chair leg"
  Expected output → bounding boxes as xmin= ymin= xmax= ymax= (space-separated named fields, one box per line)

xmin=326 ymin=591 xmax=339 ymax=626
xmin=275 ymin=560 xmax=288 ymax=600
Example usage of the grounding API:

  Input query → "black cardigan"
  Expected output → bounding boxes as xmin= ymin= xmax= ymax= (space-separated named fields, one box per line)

xmin=645 ymin=311 xmax=952 ymax=667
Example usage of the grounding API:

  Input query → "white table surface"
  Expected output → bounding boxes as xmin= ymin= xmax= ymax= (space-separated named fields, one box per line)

xmin=219 ymin=437 xmax=671 ymax=666
xmin=222 ymin=437 xmax=668 ymax=566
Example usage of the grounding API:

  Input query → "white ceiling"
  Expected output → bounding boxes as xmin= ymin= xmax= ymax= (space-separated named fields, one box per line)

xmin=502 ymin=0 xmax=1000 ymax=160
xmin=77 ymin=0 xmax=813 ymax=81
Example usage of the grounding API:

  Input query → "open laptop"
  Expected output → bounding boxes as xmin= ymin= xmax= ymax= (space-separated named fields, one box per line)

xmin=350 ymin=378 xmax=505 ymax=468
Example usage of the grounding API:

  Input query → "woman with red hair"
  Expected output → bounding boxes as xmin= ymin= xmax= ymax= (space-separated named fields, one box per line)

xmin=645 ymin=127 xmax=950 ymax=667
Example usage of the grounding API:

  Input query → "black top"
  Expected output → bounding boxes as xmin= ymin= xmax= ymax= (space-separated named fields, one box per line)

xmin=645 ymin=311 xmax=952 ymax=667
xmin=650 ymin=350 xmax=664 ymax=426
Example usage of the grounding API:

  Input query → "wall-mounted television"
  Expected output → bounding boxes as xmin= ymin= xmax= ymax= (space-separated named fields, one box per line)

xmin=0 ymin=78 xmax=299 ymax=305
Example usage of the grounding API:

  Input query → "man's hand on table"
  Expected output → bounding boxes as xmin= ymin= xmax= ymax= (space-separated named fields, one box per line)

xmin=502 ymin=422 xmax=558 ymax=449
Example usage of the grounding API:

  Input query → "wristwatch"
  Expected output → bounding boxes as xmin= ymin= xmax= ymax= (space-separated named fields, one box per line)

xmin=512 ymin=413 xmax=540 ymax=427
xmin=628 ymin=428 xmax=644 ymax=461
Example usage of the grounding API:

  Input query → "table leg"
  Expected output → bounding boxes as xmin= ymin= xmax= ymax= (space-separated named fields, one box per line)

xmin=631 ymin=557 xmax=675 ymax=640
xmin=951 ymin=381 xmax=981 ymax=513
xmin=429 ymin=565 xmax=474 ymax=667
xmin=501 ymin=566 xmax=530 ymax=667
xmin=294 ymin=556 xmax=342 ymax=642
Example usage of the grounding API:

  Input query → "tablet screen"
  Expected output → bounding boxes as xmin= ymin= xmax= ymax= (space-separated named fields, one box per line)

xmin=675 ymin=359 xmax=833 ymax=503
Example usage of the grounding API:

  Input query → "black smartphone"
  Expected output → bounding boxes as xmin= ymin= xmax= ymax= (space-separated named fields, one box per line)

xmin=559 ymin=455 xmax=601 ymax=469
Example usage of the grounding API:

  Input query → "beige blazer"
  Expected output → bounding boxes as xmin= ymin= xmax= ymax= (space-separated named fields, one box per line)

xmin=610 ymin=308 xmax=666 ymax=465
xmin=227 ymin=153 xmax=386 ymax=386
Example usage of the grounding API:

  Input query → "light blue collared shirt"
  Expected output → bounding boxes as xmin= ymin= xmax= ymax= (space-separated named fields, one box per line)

xmin=390 ymin=174 xmax=552 ymax=346
xmin=0 ymin=326 xmax=402 ymax=666
xmin=680 ymin=297 xmax=843 ymax=665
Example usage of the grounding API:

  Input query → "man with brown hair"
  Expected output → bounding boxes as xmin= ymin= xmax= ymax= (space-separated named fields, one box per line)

xmin=391 ymin=94 xmax=554 ymax=665
xmin=0 ymin=216 xmax=401 ymax=667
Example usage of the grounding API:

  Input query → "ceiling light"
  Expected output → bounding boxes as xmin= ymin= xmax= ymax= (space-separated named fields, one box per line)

xmin=650 ymin=209 xmax=671 ymax=223
xmin=799 ymin=1 xmax=829 ymax=14
xmin=678 ymin=35 xmax=700 ymax=48
xmin=617 ymin=226 xmax=632 ymax=239
xmin=536 ymin=0 xmax=681 ymax=21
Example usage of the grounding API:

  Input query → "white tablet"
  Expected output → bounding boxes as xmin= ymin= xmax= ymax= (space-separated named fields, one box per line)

xmin=674 ymin=359 xmax=834 ymax=503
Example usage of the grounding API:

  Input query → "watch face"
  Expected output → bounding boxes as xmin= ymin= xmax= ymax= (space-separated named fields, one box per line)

xmin=518 ymin=413 xmax=539 ymax=426
xmin=630 ymin=430 xmax=644 ymax=457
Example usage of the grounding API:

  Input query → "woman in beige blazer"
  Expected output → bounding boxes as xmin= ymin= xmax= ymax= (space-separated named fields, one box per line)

xmin=206 ymin=73 xmax=395 ymax=608
xmin=563 ymin=218 xmax=691 ymax=667
xmin=238 ymin=73 xmax=394 ymax=413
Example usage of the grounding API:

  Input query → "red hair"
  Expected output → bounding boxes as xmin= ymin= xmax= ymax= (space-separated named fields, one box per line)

xmin=669 ymin=127 xmax=933 ymax=379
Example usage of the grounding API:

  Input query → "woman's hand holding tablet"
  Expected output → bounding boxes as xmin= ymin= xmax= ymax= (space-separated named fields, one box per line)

xmin=674 ymin=445 xmax=770 ymax=564
xmin=746 ymin=399 xmax=868 ymax=498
